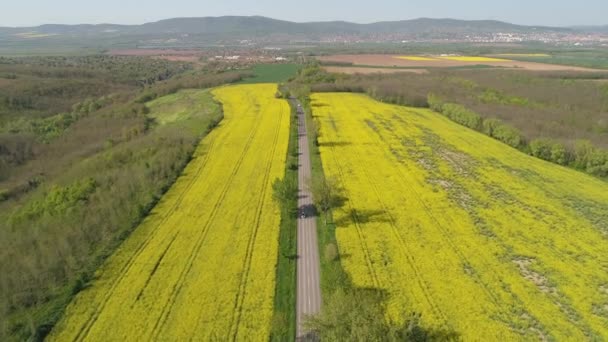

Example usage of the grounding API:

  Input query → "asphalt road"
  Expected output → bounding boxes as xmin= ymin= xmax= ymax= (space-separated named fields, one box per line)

xmin=293 ymin=99 xmax=322 ymax=341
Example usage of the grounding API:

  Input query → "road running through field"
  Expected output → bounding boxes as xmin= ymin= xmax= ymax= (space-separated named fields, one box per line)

xmin=293 ymin=99 xmax=322 ymax=341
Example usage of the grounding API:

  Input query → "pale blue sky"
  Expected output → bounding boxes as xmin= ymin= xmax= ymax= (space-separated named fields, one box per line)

xmin=2 ymin=0 xmax=607 ymax=27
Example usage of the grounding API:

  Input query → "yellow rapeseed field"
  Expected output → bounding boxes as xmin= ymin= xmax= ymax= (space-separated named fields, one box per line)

xmin=311 ymin=92 xmax=608 ymax=340
xmin=395 ymin=56 xmax=438 ymax=61
xmin=49 ymin=84 xmax=290 ymax=341
xmin=440 ymin=56 xmax=511 ymax=62
xmin=494 ymin=53 xmax=551 ymax=57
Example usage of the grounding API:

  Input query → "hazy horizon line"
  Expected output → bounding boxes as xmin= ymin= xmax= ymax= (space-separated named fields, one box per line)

xmin=2 ymin=15 xmax=605 ymax=29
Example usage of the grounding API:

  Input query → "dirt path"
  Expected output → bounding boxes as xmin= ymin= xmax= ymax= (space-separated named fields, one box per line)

xmin=293 ymin=98 xmax=322 ymax=341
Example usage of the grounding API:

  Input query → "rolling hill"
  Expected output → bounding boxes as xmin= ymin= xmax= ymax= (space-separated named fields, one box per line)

xmin=0 ymin=16 xmax=579 ymax=41
xmin=0 ymin=16 xmax=606 ymax=55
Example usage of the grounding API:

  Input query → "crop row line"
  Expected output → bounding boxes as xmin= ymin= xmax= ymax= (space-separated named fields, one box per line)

xmin=149 ymin=109 xmax=265 ymax=340
xmin=72 ymin=135 xmax=220 ymax=342
xmin=228 ymin=107 xmax=284 ymax=340
xmin=354 ymin=118 xmax=449 ymax=324
xmin=371 ymin=114 xmax=506 ymax=309
xmin=324 ymin=112 xmax=381 ymax=289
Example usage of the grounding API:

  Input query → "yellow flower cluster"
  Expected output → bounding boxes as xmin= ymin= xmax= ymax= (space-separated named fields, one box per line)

xmin=395 ymin=56 xmax=437 ymax=61
xmin=311 ymin=92 xmax=608 ymax=340
xmin=49 ymin=84 xmax=290 ymax=341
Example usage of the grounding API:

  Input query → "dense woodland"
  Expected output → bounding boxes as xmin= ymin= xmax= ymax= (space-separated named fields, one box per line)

xmin=0 ymin=56 xmax=248 ymax=341
xmin=0 ymin=56 xmax=192 ymax=182
xmin=289 ymin=65 xmax=608 ymax=178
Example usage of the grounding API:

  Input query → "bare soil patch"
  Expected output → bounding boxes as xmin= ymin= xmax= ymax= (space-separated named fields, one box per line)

xmin=513 ymin=258 xmax=557 ymax=295
xmin=318 ymin=54 xmax=602 ymax=72
xmin=0 ymin=78 xmax=14 ymax=87
xmin=152 ymin=55 xmax=201 ymax=63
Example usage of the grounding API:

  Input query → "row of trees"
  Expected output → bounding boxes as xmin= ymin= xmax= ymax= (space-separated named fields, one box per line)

xmin=530 ymin=139 xmax=608 ymax=176
xmin=429 ymin=93 xmax=608 ymax=178
xmin=428 ymin=94 xmax=524 ymax=148
xmin=306 ymin=288 xmax=457 ymax=341
xmin=481 ymin=119 xmax=525 ymax=149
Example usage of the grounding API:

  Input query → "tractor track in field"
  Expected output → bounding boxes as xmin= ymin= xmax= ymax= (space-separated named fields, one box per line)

xmin=133 ymin=233 xmax=179 ymax=304
xmin=324 ymin=112 xmax=381 ymax=290
xmin=72 ymin=136 xmax=220 ymax=342
xmin=347 ymin=126 xmax=450 ymax=325
xmin=384 ymin=113 xmax=591 ymax=336
xmin=149 ymin=110 xmax=265 ymax=340
xmin=227 ymin=106 xmax=284 ymax=340
xmin=364 ymin=114 xmax=507 ymax=308
xmin=324 ymin=110 xmax=449 ymax=325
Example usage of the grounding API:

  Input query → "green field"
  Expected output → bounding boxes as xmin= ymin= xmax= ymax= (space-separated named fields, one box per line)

xmin=240 ymin=63 xmax=301 ymax=84
xmin=499 ymin=51 xmax=608 ymax=70
xmin=147 ymin=89 xmax=221 ymax=129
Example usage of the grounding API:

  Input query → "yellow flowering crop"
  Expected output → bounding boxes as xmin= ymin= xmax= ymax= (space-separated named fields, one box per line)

xmin=439 ymin=56 xmax=511 ymax=62
xmin=395 ymin=56 xmax=438 ymax=61
xmin=49 ymin=84 xmax=290 ymax=341
xmin=494 ymin=53 xmax=551 ymax=57
xmin=311 ymin=92 xmax=608 ymax=340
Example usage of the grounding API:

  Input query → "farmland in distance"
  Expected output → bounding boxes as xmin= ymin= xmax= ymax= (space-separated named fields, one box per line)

xmin=239 ymin=63 xmax=301 ymax=84
xmin=311 ymin=92 xmax=608 ymax=340
xmin=48 ymin=84 xmax=290 ymax=341
xmin=318 ymin=54 xmax=602 ymax=72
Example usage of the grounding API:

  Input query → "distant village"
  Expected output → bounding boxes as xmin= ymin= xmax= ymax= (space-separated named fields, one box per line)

xmin=214 ymin=32 xmax=608 ymax=47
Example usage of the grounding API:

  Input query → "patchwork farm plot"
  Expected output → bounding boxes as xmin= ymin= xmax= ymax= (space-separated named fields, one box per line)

xmin=318 ymin=54 xmax=602 ymax=72
xmin=323 ymin=66 xmax=429 ymax=75
xmin=49 ymin=84 xmax=290 ymax=341
xmin=311 ymin=93 xmax=608 ymax=340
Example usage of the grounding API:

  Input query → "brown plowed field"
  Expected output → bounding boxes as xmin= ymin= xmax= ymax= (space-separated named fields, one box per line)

xmin=108 ymin=49 xmax=204 ymax=56
xmin=108 ymin=49 xmax=204 ymax=63
xmin=323 ymin=66 xmax=428 ymax=74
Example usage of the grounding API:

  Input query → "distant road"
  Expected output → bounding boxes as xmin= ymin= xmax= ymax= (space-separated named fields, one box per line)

xmin=293 ymin=99 xmax=322 ymax=341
